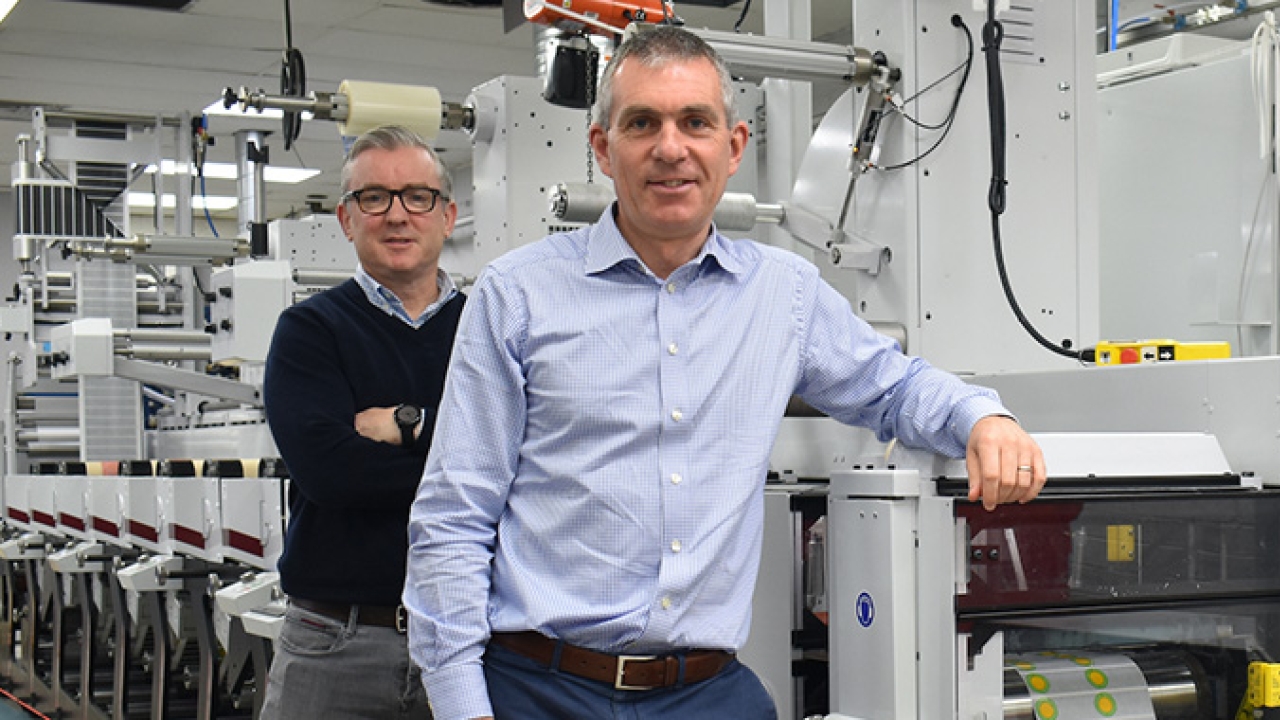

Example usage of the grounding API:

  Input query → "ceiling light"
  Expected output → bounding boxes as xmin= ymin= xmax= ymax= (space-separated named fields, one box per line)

xmin=0 ymin=0 xmax=19 ymax=24
xmin=128 ymin=192 xmax=238 ymax=211
xmin=144 ymin=160 xmax=320 ymax=184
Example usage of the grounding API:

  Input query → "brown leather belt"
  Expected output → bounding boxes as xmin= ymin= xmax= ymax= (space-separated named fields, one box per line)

xmin=291 ymin=598 xmax=407 ymax=634
xmin=489 ymin=631 xmax=734 ymax=691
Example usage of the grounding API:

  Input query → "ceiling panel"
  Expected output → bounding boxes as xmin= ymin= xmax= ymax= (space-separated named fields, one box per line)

xmin=0 ymin=0 xmax=850 ymax=222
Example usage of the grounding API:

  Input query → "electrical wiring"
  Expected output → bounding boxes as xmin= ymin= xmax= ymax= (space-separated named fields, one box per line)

xmin=199 ymin=174 xmax=219 ymax=238
xmin=877 ymin=15 xmax=974 ymax=172
xmin=1233 ymin=170 xmax=1272 ymax=354
xmin=894 ymin=55 xmax=970 ymax=130
xmin=1247 ymin=12 xmax=1280 ymax=354
xmin=192 ymin=115 xmax=220 ymax=238
xmin=732 ymin=0 xmax=752 ymax=32
xmin=1251 ymin=10 xmax=1280 ymax=160
xmin=981 ymin=2 xmax=1089 ymax=362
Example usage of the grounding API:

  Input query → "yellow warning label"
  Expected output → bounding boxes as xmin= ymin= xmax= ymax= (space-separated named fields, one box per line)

xmin=1106 ymin=525 xmax=1135 ymax=562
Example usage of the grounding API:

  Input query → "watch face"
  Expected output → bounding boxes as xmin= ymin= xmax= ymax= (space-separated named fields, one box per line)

xmin=396 ymin=404 xmax=422 ymax=426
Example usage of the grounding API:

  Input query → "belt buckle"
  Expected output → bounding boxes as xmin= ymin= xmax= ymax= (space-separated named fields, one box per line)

xmin=395 ymin=605 xmax=408 ymax=634
xmin=614 ymin=654 xmax=657 ymax=691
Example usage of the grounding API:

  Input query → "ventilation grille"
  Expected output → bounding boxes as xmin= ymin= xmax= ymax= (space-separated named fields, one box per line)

xmin=998 ymin=3 xmax=1041 ymax=66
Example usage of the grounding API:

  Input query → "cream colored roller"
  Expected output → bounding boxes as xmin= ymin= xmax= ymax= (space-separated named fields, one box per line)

xmin=337 ymin=80 xmax=443 ymax=141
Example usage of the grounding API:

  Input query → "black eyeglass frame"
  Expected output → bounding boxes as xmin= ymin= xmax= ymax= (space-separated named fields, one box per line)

xmin=341 ymin=186 xmax=450 ymax=215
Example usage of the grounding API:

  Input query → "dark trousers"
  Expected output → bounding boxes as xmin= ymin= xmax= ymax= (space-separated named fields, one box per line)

xmin=484 ymin=642 xmax=779 ymax=720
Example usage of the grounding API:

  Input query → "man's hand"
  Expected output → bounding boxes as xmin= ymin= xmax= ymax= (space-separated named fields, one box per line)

xmin=354 ymin=406 xmax=403 ymax=445
xmin=965 ymin=415 xmax=1046 ymax=511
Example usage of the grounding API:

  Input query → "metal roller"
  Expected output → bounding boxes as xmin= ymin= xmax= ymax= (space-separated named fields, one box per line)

xmin=1003 ymin=648 xmax=1204 ymax=720
xmin=547 ymin=182 xmax=616 ymax=224
xmin=548 ymin=182 xmax=784 ymax=232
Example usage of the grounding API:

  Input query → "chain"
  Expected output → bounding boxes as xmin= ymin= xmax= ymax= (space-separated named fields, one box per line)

xmin=585 ymin=104 xmax=594 ymax=184
xmin=585 ymin=44 xmax=598 ymax=184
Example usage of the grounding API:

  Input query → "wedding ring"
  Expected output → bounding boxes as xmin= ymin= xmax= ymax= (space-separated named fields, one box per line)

xmin=1016 ymin=465 xmax=1032 ymax=472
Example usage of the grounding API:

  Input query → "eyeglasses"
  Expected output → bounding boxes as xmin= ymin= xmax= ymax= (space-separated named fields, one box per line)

xmin=342 ymin=186 xmax=449 ymax=215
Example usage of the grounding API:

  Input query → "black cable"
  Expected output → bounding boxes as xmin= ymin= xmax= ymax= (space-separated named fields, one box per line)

xmin=982 ymin=3 xmax=1088 ymax=362
xmin=983 ymin=5 xmax=1006 ymax=216
xmin=896 ymin=59 xmax=968 ymax=130
xmin=733 ymin=0 xmax=753 ymax=32
xmin=880 ymin=15 xmax=973 ymax=171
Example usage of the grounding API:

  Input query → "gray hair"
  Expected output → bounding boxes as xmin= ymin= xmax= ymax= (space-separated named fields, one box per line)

xmin=592 ymin=25 xmax=737 ymax=130
xmin=339 ymin=125 xmax=453 ymax=199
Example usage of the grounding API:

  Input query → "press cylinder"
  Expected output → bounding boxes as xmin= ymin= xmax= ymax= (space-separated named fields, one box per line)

xmin=1002 ymin=648 xmax=1203 ymax=720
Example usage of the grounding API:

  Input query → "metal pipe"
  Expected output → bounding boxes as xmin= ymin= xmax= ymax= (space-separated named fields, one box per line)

xmin=4 ymin=355 xmax=20 ymax=486
xmin=39 ymin=272 xmax=168 ymax=289
xmin=29 ymin=298 xmax=186 ymax=313
xmin=222 ymin=87 xmax=348 ymax=121
xmin=237 ymin=129 xmax=268 ymax=244
xmin=197 ymin=400 xmax=242 ymax=414
xmin=13 ymin=134 xmax=37 ymax=266
xmin=549 ymin=183 xmax=783 ymax=231
xmin=292 ymin=269 xmax=352 ymax=287
xmin=451 ymin=215 xmax=475 ymax=243
xmin=39 ymin=109 xmax=184 ymax=128
xmin=142 ymin=386 xmax=176 ymax=407
xmin=691 ymin=28 xmax=878 ymax=84
xmin=121 ymin=344 xmax=212 ymax=362
xmin=113 ymin=329 xmax=211 ymax=344
xmin=15 ymin=409 xmax=78 ymax=422
xmin=21 ymin=442 xmax=80 ymax=453
xmin=16 ymin=427 xmax=80 ymax=443
xmin=63 ymin=235 xmax=249 ymax=265
xmin=221 ymin=87 xmax=473 ymax=133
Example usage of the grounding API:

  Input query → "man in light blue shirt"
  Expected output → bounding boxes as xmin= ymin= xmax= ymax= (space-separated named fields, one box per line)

xmin=405 ymin=26 xmax=1045 ymax=720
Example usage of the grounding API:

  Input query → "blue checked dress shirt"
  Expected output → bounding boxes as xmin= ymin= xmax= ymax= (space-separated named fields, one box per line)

xmin=405 ymin=208 xmax=1008 ymax=720
xmin=355 ymin=264 xmax=458 ymax=328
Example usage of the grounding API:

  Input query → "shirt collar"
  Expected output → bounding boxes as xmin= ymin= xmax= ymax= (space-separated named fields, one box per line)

xmin=355 ymin=264 xmax=458 ymax=328
xmin=584 ymin=203 xmax=747 ymax=278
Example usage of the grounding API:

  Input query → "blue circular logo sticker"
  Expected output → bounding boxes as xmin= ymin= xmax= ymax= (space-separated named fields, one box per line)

xmin=856 ymin=592 xmax=875 ymax=627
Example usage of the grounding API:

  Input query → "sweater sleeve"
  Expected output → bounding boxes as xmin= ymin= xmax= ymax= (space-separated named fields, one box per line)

xmin=263 ymin=303 xmax=430 ymax=510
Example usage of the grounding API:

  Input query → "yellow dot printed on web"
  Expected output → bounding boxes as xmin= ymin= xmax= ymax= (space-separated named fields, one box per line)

xmin=1008 ymin=651 xmax=1157 ymax=720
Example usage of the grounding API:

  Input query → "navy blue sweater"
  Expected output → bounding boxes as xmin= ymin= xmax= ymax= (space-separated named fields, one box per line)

xmin=264 ymin=279 xmax=464 ymax=606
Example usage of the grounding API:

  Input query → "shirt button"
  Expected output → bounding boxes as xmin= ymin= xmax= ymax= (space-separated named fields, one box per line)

xmin=661 ymin=597 xmax=672 ymax=610
xmin=667 ymin=342 xmax=678 ymax=355
xmin=666 ymin=282 xmax=677 ymax=294
xmin=670 ymin=539 xmax=682 ymax=553
xmin=670 ymin=473 xmax=682 ymax=485
xmin=671 ymin=409 xmax=683 ymax=422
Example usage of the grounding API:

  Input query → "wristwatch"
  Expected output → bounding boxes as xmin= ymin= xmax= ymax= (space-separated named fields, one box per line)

xmin=393 ymin=403 xmax=422 ymax=447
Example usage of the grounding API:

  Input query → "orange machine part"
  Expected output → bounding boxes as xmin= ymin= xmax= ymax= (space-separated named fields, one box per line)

xmin=524 ymin=0 xmax=669 ymax=33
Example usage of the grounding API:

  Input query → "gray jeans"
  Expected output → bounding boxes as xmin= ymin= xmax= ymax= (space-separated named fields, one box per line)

xmin=260 ymin=601 xmax=431 ymax=719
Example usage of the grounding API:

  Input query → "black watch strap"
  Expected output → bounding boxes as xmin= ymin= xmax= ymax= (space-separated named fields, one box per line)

xmin=394 ymin=404 xmax=422 ymax=447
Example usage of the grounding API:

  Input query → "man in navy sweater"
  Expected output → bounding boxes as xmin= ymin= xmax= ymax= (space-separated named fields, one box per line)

xmin=261 ymin=125 xmax=463 ymax=719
